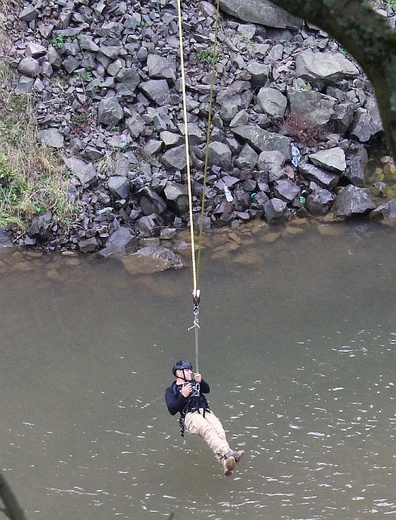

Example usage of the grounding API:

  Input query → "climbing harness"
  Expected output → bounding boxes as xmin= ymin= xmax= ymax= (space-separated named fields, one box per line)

xmin=176 ymin=0 xmax=221 ymax=373
xmin=172 ymin=381 xmax=210 ymax=437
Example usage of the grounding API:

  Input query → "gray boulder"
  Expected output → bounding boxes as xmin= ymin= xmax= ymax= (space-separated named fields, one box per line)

xmin=99 ymin=44 xmax=121 ymax=60
xmin=273 ymin=179 xmax=300 ymax=203
xmin=257 ymin=87 xmax=287 ymax=119
xmin=79 ymin=237 xmax=99 ymax=253
xmin=164 ymin=182 xmax=189 ymax=214
xmin=160 ymin=131 xmax=184 ymax=148
xmin=62 ymin=56 xmax=80 ymax=74
xmin=116 ymin=67 xmax=140 ymax=95
xmin=309 ymin=147 xmax=346 ymax=174
xmin=350 ymin=109 xmax=374 ymax=142
xmin=16 ymin=76 xmax=35 ymax=93
xmin=47 ymin=47 xmax=62 ymax=69
xmin=345 ymin=144 xmax=368 ymax=187
xmin=219 ymin=0 xmax=303 ymax=29
xmin=107 ymin=176 xmax=130 ymax=200
xmin=332 ymin=102 xmax=357 ymax=134
xmin=331 ymin=103 xmax=356 ymax=135
xmin=230 ymin=109 xmax=249 ymax=128
xmin=17 ymin=57 xmax=41 ymax=77
xmin=147 ymin=54 xmax=177 ymax=82
xmin=135 ymin=213 xmax=164 ymax=237
xmin=306 ymin=183 xmax=335 ymax=215
xmin=125 ymin=111 xmax=146 ymax=138
xmin=257 ymin=150 xmax=286 ymax=177
xmin=38 ymin=128 xmax=64 ymax=148
xmin=236 ymin=143 xmax=258 ymax=169
xmin=19 ymin=5 xmax=38 ymax=22
xmin=140 ymin=80 xmax=171 ymax=105
xmin=333 ymin=185 xmax=376 ymax=219
xmin=365 ymin=96 xmax=383 ymax=135
xmin=79 ymin=35 xmax=100 ymax=52
xmin=288 ymin=88 xmax=337 ymax=127
xmin=216 ymin=81 xmax=252 ymax=121
xmin=63 ymin=157 xmax=97 ymax=188
xmin=232 ymin=125 xmax=291 ymax=158
xmin=107 ymin=134 xmax=133 ymax=150
xmin=27 ymin=211 xmax=53 ymax=240
xmin=122 ymin=246 xmax=183 ymax=274
xmin=350 ymin=99 xmax=383 ymax=142
xmin=144 ymin=140 xmax=163 ymax=156
xmin=295 ymin=49 xmax=359 ymax=83
xmin=207 ymin=142 xmax=233 ymax=170
xmin=245 ymin=61 xmax=270 ymax=85
xmin=97 ymin=227 xmax=137 ymax=258
xmin=370 ymin=199 xmax=396 ymax=220
xmin=162 ymin=145 xmax=187 ymax=171
xmin=250 ymin=191 xmax=269 ymax=214
xmin=299 ymin=162 xmax=340 ymax=190
xmin=219 ymin=95 xmax=242 ymax=123
xmin=98 ymin=97 xmax=124 ymax=127
xmin=26 ymin=42 xmax=47 ymax=58
xmin=139 ymin=188 xmax=167 ymax=216
xmin=0 ymin=229 xmax=13 ymax=248
xmin=263 ymin=197 xmax=288 ymax=223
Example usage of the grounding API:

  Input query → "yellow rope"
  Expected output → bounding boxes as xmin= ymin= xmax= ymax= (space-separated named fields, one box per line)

xmin=177 ymin=0 xmax=198 ymax=296
xmin=177 ymin=0 xmax=221 ymax=372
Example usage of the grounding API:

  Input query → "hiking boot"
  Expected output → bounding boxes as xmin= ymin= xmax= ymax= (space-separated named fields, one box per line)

xmin=223 ymin=455 xmax=236 ymax=476
xmin=232 ymin=450 xmax=245 ymax=464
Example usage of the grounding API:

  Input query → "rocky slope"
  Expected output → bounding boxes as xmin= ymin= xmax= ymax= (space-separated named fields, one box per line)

xmin=2 ymin=0 xmax=396 ymax=256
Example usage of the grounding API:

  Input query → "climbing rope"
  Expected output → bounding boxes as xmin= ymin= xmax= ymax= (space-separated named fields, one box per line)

xmin=176 ymin=0 xmax=221 ymax=373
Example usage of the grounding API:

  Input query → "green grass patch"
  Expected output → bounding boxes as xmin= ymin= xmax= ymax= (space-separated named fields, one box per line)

xmin=0 ymin=60 xmax=82 ymax=233
xmin=0 ymin=1 xmax=82 ymax=234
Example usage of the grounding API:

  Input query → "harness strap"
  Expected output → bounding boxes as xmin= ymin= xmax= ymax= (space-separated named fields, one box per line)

xmin=179 ymin=407 xmax=210 ymax=437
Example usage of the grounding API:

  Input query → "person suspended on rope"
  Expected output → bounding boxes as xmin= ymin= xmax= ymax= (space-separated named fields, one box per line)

xmin=165 ymin=360 xmax=245 ymax=476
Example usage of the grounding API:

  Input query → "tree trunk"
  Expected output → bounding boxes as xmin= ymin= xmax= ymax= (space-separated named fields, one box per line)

xmin=0 ymin=472 xmax=28 ymax=520
xmin=265 ymin=0 xmax=396 ymax=161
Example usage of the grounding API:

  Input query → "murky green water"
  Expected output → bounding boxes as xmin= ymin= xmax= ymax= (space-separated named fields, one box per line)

xmin=1 ymin=220 xmax=395 ymax=519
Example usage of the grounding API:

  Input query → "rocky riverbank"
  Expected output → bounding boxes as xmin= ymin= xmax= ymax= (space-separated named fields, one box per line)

xmin=2 ymin=0 xmax=396 ymax=262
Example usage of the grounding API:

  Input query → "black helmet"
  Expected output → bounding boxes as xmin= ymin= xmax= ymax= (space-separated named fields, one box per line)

xmin=172 ymin=360 xmax=193 ymax=376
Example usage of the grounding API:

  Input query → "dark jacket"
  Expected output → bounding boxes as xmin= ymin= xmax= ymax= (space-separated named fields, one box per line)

xmin=165 ymin=379 xmax=210 ymax=416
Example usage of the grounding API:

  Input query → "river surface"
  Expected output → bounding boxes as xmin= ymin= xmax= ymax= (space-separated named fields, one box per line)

xmin=0 ymin=219 xmax=395 ymax=519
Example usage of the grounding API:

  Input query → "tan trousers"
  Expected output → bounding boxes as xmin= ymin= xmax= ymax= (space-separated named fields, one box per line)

xmin=184 ymin=409 xmax=231 ymax=463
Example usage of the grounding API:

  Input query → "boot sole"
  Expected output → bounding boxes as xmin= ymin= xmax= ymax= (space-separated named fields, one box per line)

xmin=224 ymin=456 xmax=236 ymax=476
xmin=235 ymin=450 xmax=245 ymax=464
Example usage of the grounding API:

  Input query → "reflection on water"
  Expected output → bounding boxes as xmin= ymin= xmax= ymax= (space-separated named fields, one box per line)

xmin=0 ymin=220 xmax=396 ymax=518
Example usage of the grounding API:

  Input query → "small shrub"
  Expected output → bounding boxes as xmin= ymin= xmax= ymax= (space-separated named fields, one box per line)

xmin=72 ymin=110 xmax=91 ymax=130
xmin=275 ymin=111 xmax=328 ymax=147
xmin=198 ymin=48 xmax=213 ymax=64
xmin=77 ymin=70 xmax=93 ymax=82
xmin=51 ymin=34 xmax=64 ymax=49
